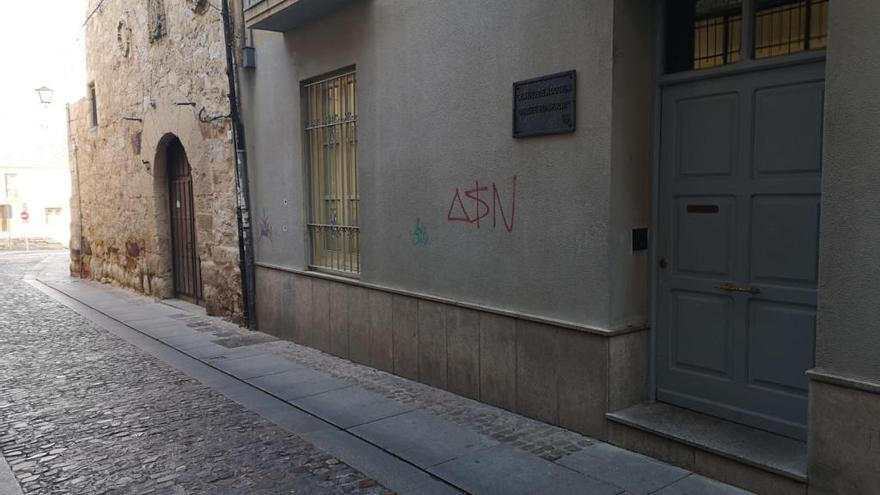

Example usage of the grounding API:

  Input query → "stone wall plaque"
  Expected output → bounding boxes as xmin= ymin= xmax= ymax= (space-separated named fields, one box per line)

xmin=513 ymin=70 xmax=576 ymax=138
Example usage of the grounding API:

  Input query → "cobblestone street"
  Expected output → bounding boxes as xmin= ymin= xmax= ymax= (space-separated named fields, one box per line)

xmin=0 ymin=251 xmax=390 ymax=495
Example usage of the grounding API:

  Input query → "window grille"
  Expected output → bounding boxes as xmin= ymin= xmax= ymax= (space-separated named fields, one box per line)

xmin=666 ymin=0 xmax=828 ymax=73
xmin=754 ymin=0 xmax=829 ymax=59
xmin=694 ymin=10 xmax=743 ymax=69
xmin=303 ymin=71 xmax=359 ymax=275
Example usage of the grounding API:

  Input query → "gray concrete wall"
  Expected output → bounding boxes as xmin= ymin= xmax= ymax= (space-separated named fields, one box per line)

xmin=240 ymin=0 xmax=655 ymax=332
xmin=815 ymin=0 xmax=880 ymax=382
xmin=808 ymin=380 xmax=880 ymax=495
xmin=808 ymin=2 xmax=880 ymax=493
xmin=608 ymin=0 xmax=654 ymax=329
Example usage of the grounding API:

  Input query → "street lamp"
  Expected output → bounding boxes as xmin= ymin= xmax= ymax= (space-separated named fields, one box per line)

xmin=35 ymin=86 xmax=54 ymax=105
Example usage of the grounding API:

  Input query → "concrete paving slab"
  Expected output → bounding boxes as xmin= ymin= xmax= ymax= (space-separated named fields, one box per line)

xmin=652 ymin=474 xmax=754 ymax=494
xmin=114 ymin=306 xmax=181 ymax=320
xmin=138 ymin=317 xmax=189 ymax=327
xmin=558 ymin=442 xmax=689 ymax=495
xmin=117 ymin=313 xmax=178 ymax=324
xmin=246 ymin=368 xmax=350 ymax=401
xmin=173 ymin=338 xmax=222 ymax=352
xmin=161 ymin=298 xmax=207 ymax=315
xmin=350 ymin=410 xmax=499 ymax=468
xmin=294 ymin=386 xmax=416 ymax=429
xmin=429 ymin=444 xmax=623 ymax=495
xmin=160 ymin=333 xmax=212 ymax=348
xmin=302 ymin=429 xmax=461 ymax=495
xmin=154 ymin=329 xmax=203 ymax=343
xmin=203 ymin=345 xmax=268 ymax=361
xmin=126 ymin=316 xmax=187 ymax=328
xmin=0 ymin=453 xmax=23 ymax=495
xmin=183 ymin=342 xmax=238 ymax=359
xmin=210 ymin=354 xmax=301 ymax=380
xmin=133 ymin=323 xmax=196 ymax=339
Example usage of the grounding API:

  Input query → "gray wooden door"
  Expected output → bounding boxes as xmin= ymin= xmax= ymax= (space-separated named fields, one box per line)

xmin=656 ymin=61 xmax=824 ymax=440
xmin=168 ymin=139 xmax=203 ymax=304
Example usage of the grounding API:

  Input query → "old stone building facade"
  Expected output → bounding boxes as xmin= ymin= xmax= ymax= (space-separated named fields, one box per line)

xmin=69 ymin=0 xmax=243 ymax=318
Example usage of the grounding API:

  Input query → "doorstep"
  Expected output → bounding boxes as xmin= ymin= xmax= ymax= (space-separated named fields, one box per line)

xmin=606 ymin=402 xmax=808 ymax=495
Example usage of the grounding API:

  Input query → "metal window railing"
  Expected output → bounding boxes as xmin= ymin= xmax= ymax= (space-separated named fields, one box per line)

xmin=754 ymin=0 xmax=829 ymax=59
xmin=304 ymin=71 xmax=360 ymax=276
xmin=694 ymin=13 xmax=743 ymax=69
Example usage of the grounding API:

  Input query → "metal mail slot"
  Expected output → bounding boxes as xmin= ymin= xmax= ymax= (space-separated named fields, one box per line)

xmin=686 ymin=204 xmax=719 ymax=214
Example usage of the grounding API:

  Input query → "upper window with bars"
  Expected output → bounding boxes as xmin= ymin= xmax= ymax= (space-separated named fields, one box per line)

xmin=303 ymin=70 xmax=360 ymax=276
xmin=666 ymin=0 xmax=829 ymax=73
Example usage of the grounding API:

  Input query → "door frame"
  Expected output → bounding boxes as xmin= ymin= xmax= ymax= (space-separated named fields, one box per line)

xmin=648 ymin=0 xmax=827 ymax=403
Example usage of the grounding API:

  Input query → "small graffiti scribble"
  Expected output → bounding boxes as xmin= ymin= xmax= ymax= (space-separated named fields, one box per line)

xmin=447 ymin=176 xmax=517 ymax=232
xmin=411 ymin=218 xmax=429 ymax=246
xmin=259 ymin=209 xmax=273 ymax=240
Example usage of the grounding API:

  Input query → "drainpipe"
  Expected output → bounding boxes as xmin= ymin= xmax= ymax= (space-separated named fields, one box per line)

xmin=221 ymin=0 xmax=257 ymax=328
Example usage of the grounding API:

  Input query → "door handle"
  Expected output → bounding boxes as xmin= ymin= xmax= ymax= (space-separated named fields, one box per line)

xmin=715 ymin=283 xmax=761 ymax=295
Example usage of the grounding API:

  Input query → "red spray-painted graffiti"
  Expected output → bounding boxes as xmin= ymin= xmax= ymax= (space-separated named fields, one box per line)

xmin=447 ymin=176 xmax=517 ymax=232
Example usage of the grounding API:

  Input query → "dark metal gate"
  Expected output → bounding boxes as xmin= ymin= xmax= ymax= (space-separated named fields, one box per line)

xmin=167 ymin=138 xmax=203 ymax=303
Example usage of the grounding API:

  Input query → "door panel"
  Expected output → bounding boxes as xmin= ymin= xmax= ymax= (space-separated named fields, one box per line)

xmin=676 ymin=94 xmax=739 ymax=177
xmin=168 ymin=139 xmax=203 ymax=303
xmin=671 ymin=290 xmax=734 ymax=379
xmin=753 ymin=84 xmax=824 ymax=175
xmin=675 ymin=196 xmax=736 ymax=277
xmin=747 ymin=300 xmax=816 ymax=394
xmin=657 ymin=62 xmax=823 ymax=440
xmin=750 ymin=195 xmax=820 ymax=284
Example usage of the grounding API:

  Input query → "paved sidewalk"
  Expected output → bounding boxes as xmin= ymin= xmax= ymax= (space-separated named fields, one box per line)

xmin=0 ymin=451 xmax=24 ymax=495
xmin=27 ymin=252 xmax=753 ymax=495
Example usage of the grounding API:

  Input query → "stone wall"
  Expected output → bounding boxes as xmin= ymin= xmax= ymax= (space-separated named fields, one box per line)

xmin=68 ymin=0 xmax=242 ymax=319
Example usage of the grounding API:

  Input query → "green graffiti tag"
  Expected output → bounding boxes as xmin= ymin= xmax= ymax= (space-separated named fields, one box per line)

xmin=411 ymin=218 xmax=429 ymax=246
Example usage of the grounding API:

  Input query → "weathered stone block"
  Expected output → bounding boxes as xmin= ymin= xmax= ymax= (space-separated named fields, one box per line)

xmin=254 ymin=267 xmax=283 ymax=338
xmin=608 ymin=330 xmax=649 ymax=412
xmin=557 ymin=329 xmax=607 ymax=438
xmin=418 ymin=300 xmax=447 ymax=389
xmin=347 ymin=285 xmax=371 ymax=366
xmin=808 ymin=380 xmax=880 ymax=495
xmin=311 ymin=278 xmax=331 ymax=353
xmin=516 ymin=320 xmax=559 ymax=424
xmin=328 ymin=282 xmax=349 ymax=358
xmin=446 ymin=306 xmax=480 ymax=400
xmin=292 ymin=275 xmax=312 ymax=345
xmin=392 ymin=295 xmax=419 ymax=381
xmin=479 ymin=313 xmax=517 ymax=411
xmin=368 ymin=290 xmax=393 ymax=373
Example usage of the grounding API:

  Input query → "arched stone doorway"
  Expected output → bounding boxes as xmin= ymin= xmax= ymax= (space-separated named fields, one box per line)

xmin=165 ymin=137 xmax=203 ymax=303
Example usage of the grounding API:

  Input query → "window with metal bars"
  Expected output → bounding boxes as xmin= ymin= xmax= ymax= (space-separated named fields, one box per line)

xmin=754 ymin=0 xmax=829 ymax=59
xmin=694 ymin=1 xmax=743 ymax=69
xmin=665 ymin=0 xmax=829 ymax=73
xmin=303 ymin=70 xmax=359 ymax=275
